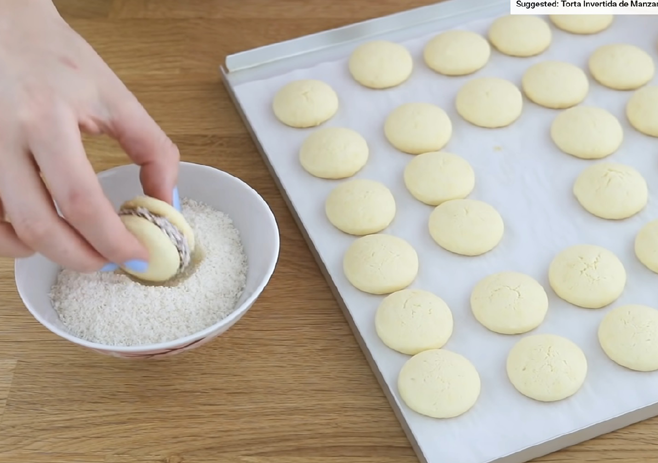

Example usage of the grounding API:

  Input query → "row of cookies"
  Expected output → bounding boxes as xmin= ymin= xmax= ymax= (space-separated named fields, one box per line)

xmin=348 ymin=14 xmax=617 ymax=91
xmin=271 ymin=13 xmax=652 ymax=131
xmin=273 ymin=58 xmax=657 ymax=139
xmin=341 ymin=230 xmax=636 ymax=317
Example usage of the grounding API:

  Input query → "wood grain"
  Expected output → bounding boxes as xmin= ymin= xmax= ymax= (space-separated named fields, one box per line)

xmin=1 ymin=1 xmax=657 ymax=462
xmin=0 ymin=361 xmax=16 ymax=419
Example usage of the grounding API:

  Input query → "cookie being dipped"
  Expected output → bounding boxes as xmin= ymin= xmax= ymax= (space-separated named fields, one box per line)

xmin=118 ymin=195 xmax=196 ymax=283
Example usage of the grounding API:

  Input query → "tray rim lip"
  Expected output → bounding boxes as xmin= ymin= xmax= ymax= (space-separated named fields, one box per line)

xmin=222 ymin=0 xmax=509 ymax=74
xmin=218 ymin=4 xmax=658 ymax=463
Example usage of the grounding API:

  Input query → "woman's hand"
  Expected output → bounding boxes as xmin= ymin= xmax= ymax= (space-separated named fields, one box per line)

xmin=0 ymin=0 xmax=180 ymax=273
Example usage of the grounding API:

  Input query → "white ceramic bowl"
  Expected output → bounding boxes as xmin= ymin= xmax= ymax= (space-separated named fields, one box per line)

xmin=14 ymin=162 xmax=280 ymax=359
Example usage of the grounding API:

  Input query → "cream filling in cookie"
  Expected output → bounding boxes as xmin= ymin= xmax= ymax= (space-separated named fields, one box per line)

xmin=119 ymin=206 xmax=192 ymax=273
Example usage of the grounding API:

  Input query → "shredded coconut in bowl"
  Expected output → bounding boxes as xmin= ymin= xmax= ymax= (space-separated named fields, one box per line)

xmin=49 ymin=199 xmax=248 ymax=347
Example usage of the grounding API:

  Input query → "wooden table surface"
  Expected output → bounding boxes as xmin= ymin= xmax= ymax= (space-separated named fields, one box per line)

xmin=0 ymin=1 xmax=656 ymax=462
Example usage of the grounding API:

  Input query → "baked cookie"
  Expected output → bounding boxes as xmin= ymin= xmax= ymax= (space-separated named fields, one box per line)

xmin=549 ymin=15 xmax=613 ymax=34
xmin=325 ymin=179 xmax=396 ymax=235
xmin=456 ymin=77 xmax=523 ymax=128
xmin=507 ymin=334 xmax=587 ymax=402
xmin=423 ymin=30 xmax=490 ymax=76
xmin=598 ymin=304 xmax=658 ymax=372
xmin=343 ymin=234 xmax=418 ymax=295
xmin=635 ymin=220 xmax=658 ymax=274
xmin=273 ymin=79 xmax=339 ymax=128
xmin=589 ymin=44 xmax=655 ymax=90
xmin=550 ymin=106 xmax=623 ymax=159
xmin=349 ymin=40 xmax=413 ymax=89
xmin=403 ymin=151 xmax=475 ymax=206
xmin=118 ymin=196 xmax=196 ymax=282
xmin=573 ymin=162 xmax=647 ymax=220
xmin=299 ymin=127 xmax=369 ymax=179
xmin=428 ymin=198 xmax=504 ymax=256
xmin=548 ymin=244 xmax=626 ymax=309
xmin=522 ymin=61 xmax=589 ymax=109
xmin=398 ymin=349 xmax=481 ymax=418
xmin=471 ymin=271 xmax=548 ymax=335
xmin=488 ymin=15 xmax=552 ymax=57
xmin=375 ymin=289 xmax=453 ymax=355
xmin=626 ymin=85 xmax=658 ymax=137
xmin=384 ymin=102 xmax=453 ymax=154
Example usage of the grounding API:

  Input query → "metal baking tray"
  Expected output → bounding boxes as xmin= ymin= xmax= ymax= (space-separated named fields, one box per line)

xmin=220 ymin=2 xmax=658 ymax=462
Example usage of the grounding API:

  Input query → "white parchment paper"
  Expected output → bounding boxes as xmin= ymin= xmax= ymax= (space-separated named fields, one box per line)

xmin=232 ymin=14 xmax=658 ymax=463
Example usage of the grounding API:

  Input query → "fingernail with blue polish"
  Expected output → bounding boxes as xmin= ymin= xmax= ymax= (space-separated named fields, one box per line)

xmin=172 ymin=186 xmax=181 ymax=211
xmin=123 ymin=259 xmax=149 ymax=273
xmin=100 ymin=262 xmax=119 ymax=272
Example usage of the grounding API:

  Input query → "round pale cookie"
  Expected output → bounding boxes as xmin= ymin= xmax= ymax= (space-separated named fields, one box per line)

xmin=119 ymin=196 xmax=196 ymax=282
xmin=325 ymin=179 xmax=396 ymax=235
xmin=626 ymin=85 xmax=658 ymax=137
xmin=428 ymin=199 xmax=504 ymax=256
xmin=384 ymin=103 xmax=452 ymax=154
xmin=549 ymin=15 xmax=614 ymax=34
xmin=119 ymin=215 xmax=183 ymax=282
xmin=550 ymin=106 xmax=623 ymax=159
xmin=470 ymin=272 xmax=549 ymax=335
xmin=588 ymin=44 xmax=655 ymax=91
xmin=599 ymin=304 xmax=658 ymax=372
xmin=403 ymin=151 xmax=475 ymax=206
xmin=348 ymin=40 xmax=413 ymax=89
xmin=375 ymin=289 xmax=453 ymax=355
xmin=455 ymin=77 xmax=523 ymax=128
xmin=488 ymin=15 xmax=552 ymax=57
xmin=120 ymin=196 xmax=195 ymax=251
xmin=343 ymin=234 xmax=418 ymax=295
xmin=299 ymin=127 xmax=368 ymax=179
xmin=573 ymin=162 xmax=648 ymax=220
xmin=548 ymin=244 xmax=626 ymax=309
xmin=398 ymin=349 xmax=480 ymax=418
xmin=272 ymin=79 xmax=339 ymax=128
xmin=506 ymin=334 xmax=587 ymax=402
xmin=423 ymin=30 xmax=491 ymax=76
xmin=635 ymin=219 xmax=658 ymax=274
xmin=522 ymin=61 xmax=589 ymax=109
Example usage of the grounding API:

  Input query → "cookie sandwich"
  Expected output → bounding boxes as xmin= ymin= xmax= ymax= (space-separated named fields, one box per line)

xmin=118 ymin=195 xmax=196 ymax=282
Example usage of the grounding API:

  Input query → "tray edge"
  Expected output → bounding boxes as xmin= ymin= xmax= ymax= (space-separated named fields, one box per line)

xmin=217 ymin=4 xmax=658 ymax=462
xmin=222 ymin=0 xmax=509 ymax=80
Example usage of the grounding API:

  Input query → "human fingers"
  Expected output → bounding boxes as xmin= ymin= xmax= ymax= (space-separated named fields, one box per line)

xmin=0 ymin=147 xmax=106 ymax=272
xmin=105 ymin=93 xmax=180 ymax=208
xmin=28 ymin=104 xmax=150 ymax=271
xmin=0 ymin=200 xmax=33 ymax=258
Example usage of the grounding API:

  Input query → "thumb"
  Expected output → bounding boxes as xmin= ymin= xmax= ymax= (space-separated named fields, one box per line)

xmin=105 ymin=95 xmax=180 ymax=206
